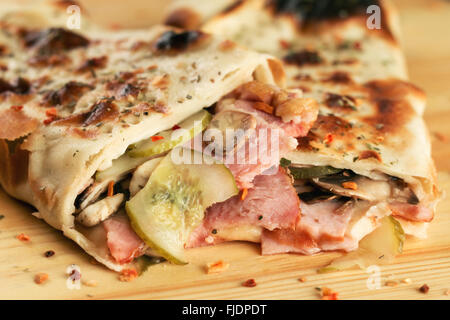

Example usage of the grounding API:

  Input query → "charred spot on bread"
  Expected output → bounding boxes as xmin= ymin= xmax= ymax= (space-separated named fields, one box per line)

xmin=283 ymin=49 xmax=323 ymax=67
xmin=22 ymin=28 xmax=89 ymax=56
xmin=324 ymin=93 xmax=357 ymax=112
xmin=77 ymin=56 xmax=108 ymax=73
xmin=267 ymin=0 xmax=379 ymax=22
xmin=322 ymin=71 xmax=353 ymax=85
xmin=0 ymin=77 xmax=31 ymax=96
xmin=363 ymin=79 xmax=419 ymax=135
xmin=55 ymin=98 xmax=119 ymax=127
xmin=164 ymin=8 xmax=201 ymax=29
xmin=82 ymin=98 xmax=119 ymax=127
xmin=153 ymin=30 xmax=209 ymax=53
xmin=41 ymin=81 xmax=93 ymax=108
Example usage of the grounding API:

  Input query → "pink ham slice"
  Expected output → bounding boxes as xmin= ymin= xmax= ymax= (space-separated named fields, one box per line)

xmin=218 ymin=100 xmax=316 ymax=189
xmin=186 ymin=167 xmax=300 ymax=248
xmin=389 ymin=202 xmax=433 ymax=222
xmin=103 ymin=214 xmax=146 ymax=264
xmin=261 ymin=200 xmax=356 ymax=255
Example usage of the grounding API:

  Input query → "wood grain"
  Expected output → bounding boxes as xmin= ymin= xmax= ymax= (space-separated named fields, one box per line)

xmin=0 ymin=0 xmax=449 ymax=300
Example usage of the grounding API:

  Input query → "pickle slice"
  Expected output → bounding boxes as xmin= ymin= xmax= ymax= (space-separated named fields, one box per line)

xmin=289 ymin=166 xmax=343 ymax=180
xmin=318 ymin=216 xmax=405 ymax=273
xmin=95 ymin=154 xmax=151 ymax=182
xmin=125 ymin=149 xmax=238 ymax=264
xmin=128 ymin=110 xmax=212 ymax=158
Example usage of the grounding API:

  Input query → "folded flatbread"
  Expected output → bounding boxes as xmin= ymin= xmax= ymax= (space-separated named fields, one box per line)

xmin=0 ymin=8 xmax=320 ymax=271
xmin=167 ymin=0 xmax=440 ymax=256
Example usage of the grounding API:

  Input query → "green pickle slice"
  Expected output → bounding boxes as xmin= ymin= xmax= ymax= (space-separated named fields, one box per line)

xmin=128 ymin=110 xmax=212 ymax=158
xmin=288 ymin=166 xmax=343 ymax=180
xmin=125 ymin=149 xmax=238 ymax=264
xmin=318 ymin=216 xmax=405 ymax=273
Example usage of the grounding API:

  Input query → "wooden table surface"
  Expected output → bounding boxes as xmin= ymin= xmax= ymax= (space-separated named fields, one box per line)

xmin=0 ymin=0 xmax=449 ymax=300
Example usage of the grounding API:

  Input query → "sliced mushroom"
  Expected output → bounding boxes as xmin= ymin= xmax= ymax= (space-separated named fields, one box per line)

xmin=312 ymin=175 xmax=391 ymax=202
xmin=129 ymin=157 xmax=163 ymax=197
xmin=76 ymin=193 xmax=124 ymax=227
xmin=206 ymin=110 xmax=257 ymax=156
xmin=75 ymin=180 xmax=110 ymax=210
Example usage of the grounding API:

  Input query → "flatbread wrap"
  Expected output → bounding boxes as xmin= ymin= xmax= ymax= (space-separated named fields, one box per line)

xmin=167 ymin=0 xmax=440 ymax=264
xmin=0 ymin=13 xmax=318 ymax=271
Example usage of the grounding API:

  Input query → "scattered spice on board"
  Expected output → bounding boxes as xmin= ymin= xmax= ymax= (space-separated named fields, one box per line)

xmin=242 ymin=279 xmax=257 ymax=287
xmin=0 ymin=214 xmax=4 ymax=220
xmin=401 ymin=278 xmax=412 ymax=284
xmin=44 ymin=250 xmax=55 ymax=258
xmin=206 ymin=260 xmax=229 ymax=274
xmin=434 ymin=131 xmax=449 ymax=143
xmin=298 ymin=277 xmax=307 ymax=283
xmin=419 ymin=284 xmax=430 ymax=294
xmin=119 ymin=268 xmax=138 ymax=282
xmin=385 ymin=280 xmax=399 ymax=287
xmin=16 ymin=233 xmax=30 ymax=242
xmin=316 ymin=287 xmax=339 ymax=300
xmin=82 ymin=279 xmax=99 ymax=287
xmin=444 ymin=289 xmax=450 ymax=296
xmin=34 ymin=273 xmax=49 ymax=285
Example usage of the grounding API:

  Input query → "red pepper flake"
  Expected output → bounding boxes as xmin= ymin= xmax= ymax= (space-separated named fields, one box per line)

xmin=434 ymin=132 xmax=450 ymax=143
xmin=242 ymin=279 xmax=257 ymax=287
xmin=151 ymin=135 xmax=164 ymax=142
xmin=317 ymin=287 xmax=339 ymax=300
xmin=279 ymin=39 xmax=291 ymax=50
xmin=353 ymin=41 xmax=362 ymax=50
xmin=43 ymin=117 xmax=57 ymax=125
xmin=172 ymin=124 xmax=181 ymax=130
xmin=17 ymin=233 xmax=30 ymax=242
xmin=44 ymin=250 xmax=55 ymax=258
xmin=323 ymin=133 xmax=334 ymax=145
xmin=34 ymin=273 xmax=49 ymax=285
xmin=342 ymin=181 xmax=358 ymax=190
xmin=240 ymin=188 xmax=248 ymax=201
xmin=206 ymin=260 xmax=230 ymax=274
xmin=119 ymin=268 xmax=138 ymax=282
xmin=419 ymin=284 xmax=430 ymax=294
xmin=45 ymin=108 xmax=58 ymax=117
xmin=107 ymin=181 xmax=115 ymax=197
xmin=11 ymin=105 xmax=23 ymax=111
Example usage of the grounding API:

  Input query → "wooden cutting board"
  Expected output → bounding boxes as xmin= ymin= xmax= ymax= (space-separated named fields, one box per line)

xmin=1 ymin=0 xmax=450 ymax=300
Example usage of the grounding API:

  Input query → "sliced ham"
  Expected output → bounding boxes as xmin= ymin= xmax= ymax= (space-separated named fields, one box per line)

xmin=261 ymin=198 xmax=391 ymax=255
xmin=261 ymin=200 xmax=354 ymax=255
xmin=0 ymin=108 xmax=39 ymax=140
xmin=216 ymin=99 xmax=317 ymax=189
xmin=389 ymin=202 xmax=433 ymax=222
xmin=103 ymin=214 xmax=146 ymax=264
xmin=186 ymin=167 xmax=300 ymax=248
xmin=262 ymin=228 xmax=321 ymax=255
